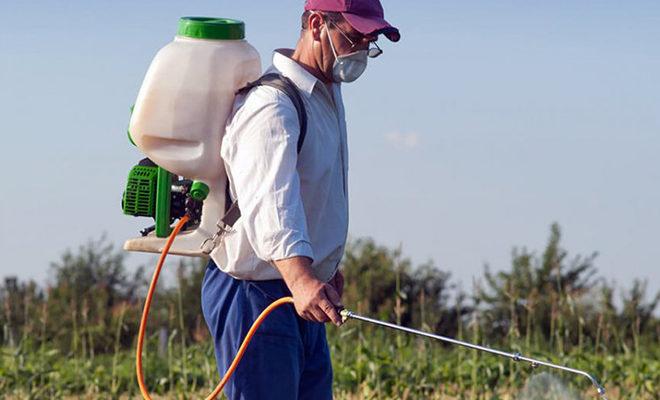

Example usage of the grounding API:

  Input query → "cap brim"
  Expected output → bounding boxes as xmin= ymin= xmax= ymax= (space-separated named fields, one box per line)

xmin=342 ymin=12 xmax=400 ymax=42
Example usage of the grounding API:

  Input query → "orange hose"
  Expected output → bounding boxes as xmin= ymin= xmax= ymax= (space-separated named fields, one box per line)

xmin=135 ymin=215 xmax=294 ymax=400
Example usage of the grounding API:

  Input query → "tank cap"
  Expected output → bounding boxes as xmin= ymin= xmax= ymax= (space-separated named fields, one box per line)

xmin=177 ymin=17 xmax=245 ymax=40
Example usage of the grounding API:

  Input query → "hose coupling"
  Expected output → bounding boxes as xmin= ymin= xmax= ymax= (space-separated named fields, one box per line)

xmin=339 ymin=309 xmax=352 ymax=324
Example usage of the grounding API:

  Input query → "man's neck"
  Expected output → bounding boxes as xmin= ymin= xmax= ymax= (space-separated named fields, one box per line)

xmin=291 ymin=39 xmax=332 ymax=84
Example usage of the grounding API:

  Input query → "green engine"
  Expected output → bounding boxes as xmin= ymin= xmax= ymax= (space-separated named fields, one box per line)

xmin=122 ymin=158 xmax=208 ymax=238
xmin=123 ymin=164 xmax=159 ymax=218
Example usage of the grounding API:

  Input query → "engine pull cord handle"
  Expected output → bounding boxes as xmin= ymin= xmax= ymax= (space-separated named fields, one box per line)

xmin=135 ymin=214 xmax=294 ymax=400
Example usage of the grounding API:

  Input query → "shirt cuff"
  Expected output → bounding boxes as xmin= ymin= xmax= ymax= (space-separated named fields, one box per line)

xmin=270 ymin=240 xmax=314 ymax=264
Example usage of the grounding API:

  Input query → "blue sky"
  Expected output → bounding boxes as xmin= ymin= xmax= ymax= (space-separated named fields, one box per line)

xmin=1 ymin=1 xmax=658 ymax=297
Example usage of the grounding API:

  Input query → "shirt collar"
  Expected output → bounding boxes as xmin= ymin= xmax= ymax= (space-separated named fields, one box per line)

xmin=270 ymin=49 xmax=319 ymax=99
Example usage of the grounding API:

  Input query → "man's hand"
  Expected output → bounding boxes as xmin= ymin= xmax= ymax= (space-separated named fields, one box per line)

xmin=329 ymin=270 xmax=344 ymax=298
xmin=273 ymin=257 xmax=343 ymax=326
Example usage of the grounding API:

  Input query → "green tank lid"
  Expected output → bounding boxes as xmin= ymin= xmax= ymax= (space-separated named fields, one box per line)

xmin=177 ymin=17 xmax=245 ymax=40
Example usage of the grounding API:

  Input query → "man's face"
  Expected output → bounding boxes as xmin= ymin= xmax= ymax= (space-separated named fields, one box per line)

xmin=308 ymin=12 xmax=377 ymax=83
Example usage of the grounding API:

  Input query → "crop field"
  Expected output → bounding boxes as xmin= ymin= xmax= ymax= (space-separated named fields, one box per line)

xmin=1 ymin=226 xmax=658 ymax=399
xmin=1 ymin=327 xmax=658 ymax=399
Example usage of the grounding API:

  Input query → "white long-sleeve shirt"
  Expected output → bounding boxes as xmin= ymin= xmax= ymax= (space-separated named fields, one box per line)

xmin=210 ymin=49 xmax=349 ymax=282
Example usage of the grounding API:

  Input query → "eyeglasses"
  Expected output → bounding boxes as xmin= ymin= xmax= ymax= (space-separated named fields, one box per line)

xmin=326 ymin=19 xmax=383 ymax=58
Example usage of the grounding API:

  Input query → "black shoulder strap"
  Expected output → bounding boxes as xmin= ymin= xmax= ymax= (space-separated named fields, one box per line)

xmin=236 ymin=73 xmax=307 ymax=153
xmin=221 ymin=73 xmax=308 ymax=229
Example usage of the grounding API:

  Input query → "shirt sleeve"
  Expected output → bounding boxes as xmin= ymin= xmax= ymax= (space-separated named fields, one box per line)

xmin=221 ymin=87 xmax=314 ymax=263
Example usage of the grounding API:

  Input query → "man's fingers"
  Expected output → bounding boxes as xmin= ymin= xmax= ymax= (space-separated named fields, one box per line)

xmin=318 ymin=298 xmax=342 ymax=326
xmin=296 ymin=306 xmax=312 ymax=322
xmin=336 ymin=271 xmax=344 ymax=297
xmin=323 ymin=284 xmax=344 ymax=326
xmin=323 ymin=284 xmax=343 ymax=308
xmin=310 ymin=305 xmax=329 ymax=323
xmin=296 ymin=302 xmax=326 ymax=323
xmin=289 ymin=276 xmax=343 ymax=324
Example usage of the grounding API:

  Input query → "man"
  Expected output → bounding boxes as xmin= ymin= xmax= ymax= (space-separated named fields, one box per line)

xmin=201 ymin=1 xmax=400 ymax=398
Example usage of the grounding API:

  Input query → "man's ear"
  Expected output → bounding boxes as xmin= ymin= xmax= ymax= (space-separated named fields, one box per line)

xmin=308 ymin=12 xmax=324 ymax=42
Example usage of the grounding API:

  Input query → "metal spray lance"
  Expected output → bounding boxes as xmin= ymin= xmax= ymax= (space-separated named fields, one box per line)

xmin=339 ymin=309 xmax=607 ymax=399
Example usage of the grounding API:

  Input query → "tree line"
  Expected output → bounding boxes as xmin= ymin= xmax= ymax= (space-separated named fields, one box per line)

xmin=1 ymin=223 xmax=658 ymax=358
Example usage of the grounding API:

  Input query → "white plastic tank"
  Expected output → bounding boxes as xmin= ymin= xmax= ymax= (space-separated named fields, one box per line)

xmin=124 ymin=17 xmax=261 ymax=256
xmin=129 ymin=17 xmax=261 ymax=180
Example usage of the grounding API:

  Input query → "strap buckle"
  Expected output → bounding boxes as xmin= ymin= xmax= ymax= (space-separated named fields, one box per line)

xmin=200 ymin=221 xmax=233 ymax=255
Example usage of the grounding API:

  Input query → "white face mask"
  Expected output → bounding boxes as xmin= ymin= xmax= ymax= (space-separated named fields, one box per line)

xmin=326 ymin=26 xmax=368 ymax=83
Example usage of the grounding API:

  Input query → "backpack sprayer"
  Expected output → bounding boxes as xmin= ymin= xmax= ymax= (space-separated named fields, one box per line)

xmin=123 ymin=16 xmax=607 ymax=400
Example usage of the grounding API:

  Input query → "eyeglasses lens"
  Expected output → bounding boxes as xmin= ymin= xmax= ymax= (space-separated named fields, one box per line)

xmin=368 ymin=48 xmax=382 ymax=58
xmin=368 ymin=42 xmax=383 ymax=58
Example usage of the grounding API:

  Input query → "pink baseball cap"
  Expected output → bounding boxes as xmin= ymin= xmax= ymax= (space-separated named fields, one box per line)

xmin=304 ymin=0 xmax=400 ymax=42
